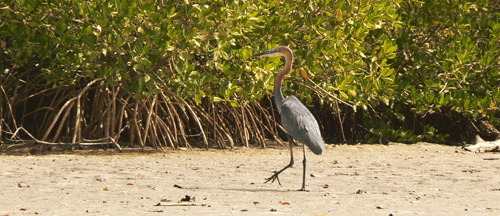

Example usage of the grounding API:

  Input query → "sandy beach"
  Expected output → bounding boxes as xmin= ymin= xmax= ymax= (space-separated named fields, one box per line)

xmin=1 ymin=143 xmax=499 ymax=215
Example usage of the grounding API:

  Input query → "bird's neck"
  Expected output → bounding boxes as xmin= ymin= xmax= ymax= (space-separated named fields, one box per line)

xmin=274 ymin=48 xmax=293 ymax=114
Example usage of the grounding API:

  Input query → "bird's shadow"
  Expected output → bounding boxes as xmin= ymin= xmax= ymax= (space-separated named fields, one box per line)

xmin=177 ymin=186 xmax=309 ymax=193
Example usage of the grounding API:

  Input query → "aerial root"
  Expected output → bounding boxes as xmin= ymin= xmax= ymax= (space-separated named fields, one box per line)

xmin=6 ymin=127 xmax=123 ymax=152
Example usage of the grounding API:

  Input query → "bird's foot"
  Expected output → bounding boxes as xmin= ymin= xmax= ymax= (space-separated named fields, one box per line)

xmin=264 ymin=171 xmax=282 ymax=186
xmin=297 ymin=187 xmax=309 ymax=192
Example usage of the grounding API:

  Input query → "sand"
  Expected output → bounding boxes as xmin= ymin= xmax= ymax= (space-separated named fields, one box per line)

xmin=1 ymin=143 xmax=500 ymax=215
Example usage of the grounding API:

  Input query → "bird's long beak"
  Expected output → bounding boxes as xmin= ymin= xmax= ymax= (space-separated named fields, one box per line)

xmin=252 ymin=48 xmax=281 ymax=58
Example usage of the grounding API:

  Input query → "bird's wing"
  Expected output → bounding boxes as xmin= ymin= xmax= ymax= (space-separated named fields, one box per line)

xmin=280 ymin=96 xmax=325 ymax=155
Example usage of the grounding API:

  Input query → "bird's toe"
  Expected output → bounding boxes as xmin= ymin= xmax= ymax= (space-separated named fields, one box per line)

xmin=264 ymin=172 xmax=282 ymax=186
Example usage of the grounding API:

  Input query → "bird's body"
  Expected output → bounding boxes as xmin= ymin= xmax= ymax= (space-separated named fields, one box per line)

xmin=280 ymin=96 xmax=324 ymax=155
xmin=252 ymin=46 xmax=325 ymax=191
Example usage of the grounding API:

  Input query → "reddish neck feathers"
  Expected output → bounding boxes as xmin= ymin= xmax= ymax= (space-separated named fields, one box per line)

xmin=274 ymin=46 xmax=294 ymax=113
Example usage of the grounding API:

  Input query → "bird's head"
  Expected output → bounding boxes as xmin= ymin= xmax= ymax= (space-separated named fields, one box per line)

xmin=252 ymin=46 xmax=290 ymax=58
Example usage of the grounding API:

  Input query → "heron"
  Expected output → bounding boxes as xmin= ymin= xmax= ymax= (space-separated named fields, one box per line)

xmin=252 ymin=46 xmax=325 ymax=191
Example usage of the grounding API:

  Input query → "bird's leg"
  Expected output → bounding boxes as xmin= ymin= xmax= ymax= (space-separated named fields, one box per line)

xmin=298 ymin=143 xmax=307 ymax=191
xmin=264 ymin=134 xmax=295 ymax=185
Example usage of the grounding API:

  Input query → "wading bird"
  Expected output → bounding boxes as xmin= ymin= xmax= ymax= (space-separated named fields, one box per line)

xmin=252 ymin=46 xmax=324 ymax=191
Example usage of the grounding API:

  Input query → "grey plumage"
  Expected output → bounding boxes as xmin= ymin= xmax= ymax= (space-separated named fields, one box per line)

xmin=281 ymin=96 xmax=324 ymax=155
xmin=252 ymin=46 xmax=325 ymax=191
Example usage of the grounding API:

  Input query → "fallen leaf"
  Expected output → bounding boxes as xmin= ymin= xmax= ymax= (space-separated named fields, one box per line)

xmin=180 ymin=195 xmax=192 ymax=202
xmin=148 ymin=210 xmax=163 ymax=212
xmin=18 ymin=182 xmax=30 ymax=188
xmin=355 ymin=189 xmax=366 ymax=194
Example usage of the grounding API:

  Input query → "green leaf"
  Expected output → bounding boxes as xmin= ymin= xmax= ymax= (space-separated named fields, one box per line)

xmin=229 ymin=100 xmax=240 ymax=107
xmin=213 ymin=96 xmax=223 ymax=103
